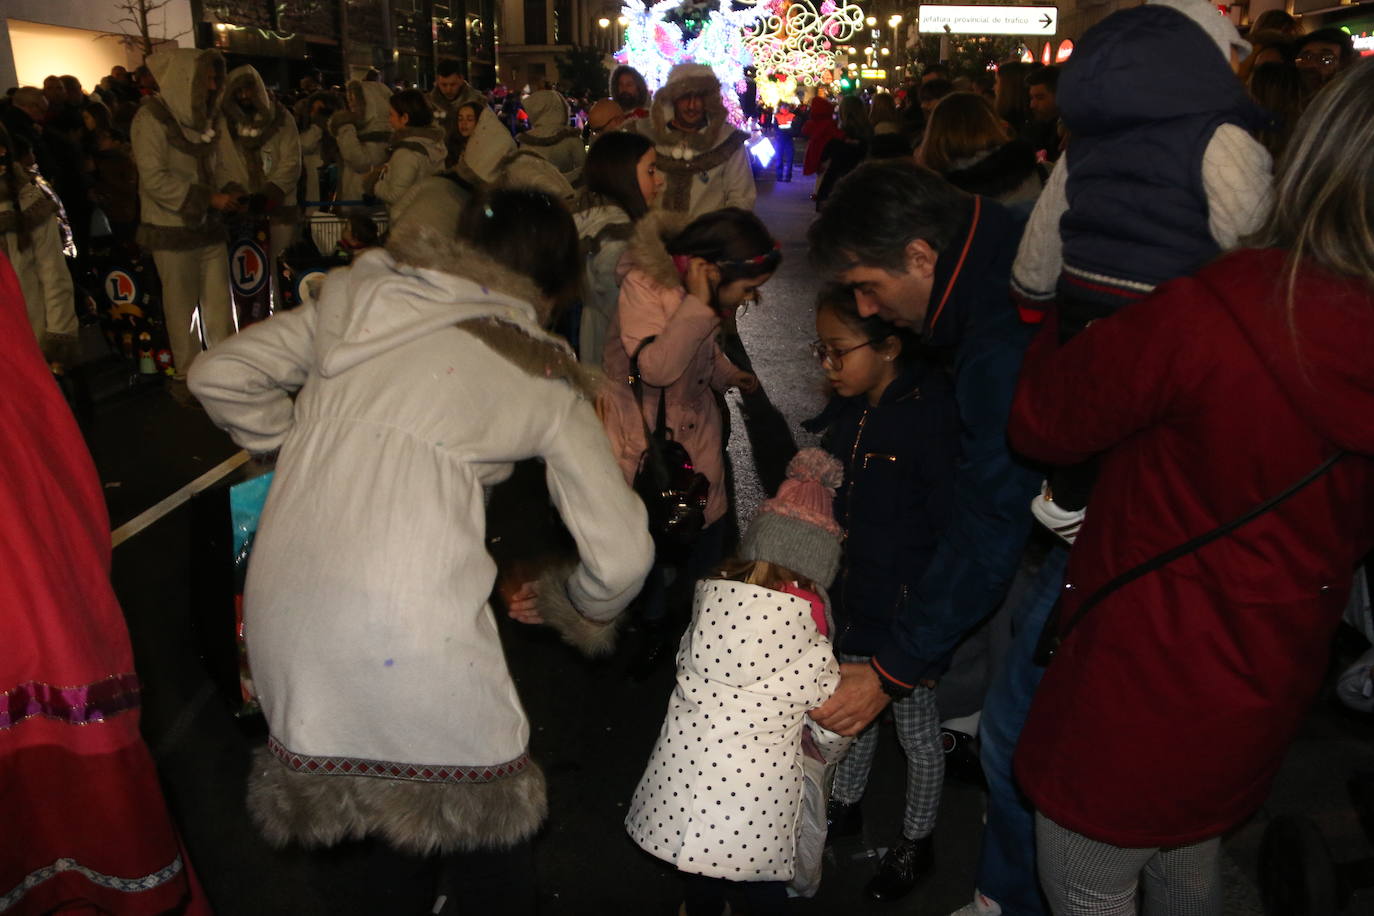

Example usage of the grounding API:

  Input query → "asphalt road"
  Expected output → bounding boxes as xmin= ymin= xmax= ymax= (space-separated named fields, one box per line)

xmin=89 ymin=171 xmax=1374 ymax=915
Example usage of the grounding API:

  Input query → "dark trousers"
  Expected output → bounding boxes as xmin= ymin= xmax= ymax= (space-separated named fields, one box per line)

xmin=682 ymin=871 xmax=788 ymax=916
xmin=774 ymin=132 xmax=795 ymax=179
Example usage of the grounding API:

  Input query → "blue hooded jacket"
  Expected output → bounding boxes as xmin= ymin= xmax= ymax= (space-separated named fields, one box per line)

xmin=1055 ymin=4 xmax=1268 ymax=310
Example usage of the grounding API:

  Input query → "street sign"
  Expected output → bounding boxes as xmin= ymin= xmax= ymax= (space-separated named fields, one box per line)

xmin=860 ymin=68 xmax=889 ymax=79
xmin=917 ymin=5 xmax=1057 ymax=35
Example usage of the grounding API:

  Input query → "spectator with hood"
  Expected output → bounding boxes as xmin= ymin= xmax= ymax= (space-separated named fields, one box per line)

xmin=215 ymin=64 xmax=302 ymax=259
xmin=329 ymin=79 xmax=393 ymax=205
xmin=131 ymin=48 xmax=238 ymax=387
xmin=517 ymin=89 xmax=586 ymax=188
xmin=428 ymin=58 xmax=486 ymax=167
xmin=635 ymin=64 xmax=755 ymax=218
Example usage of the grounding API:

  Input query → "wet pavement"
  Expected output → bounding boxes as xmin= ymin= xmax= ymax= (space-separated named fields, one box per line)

xmin=90 ymin=172 xmax=1374 ymax=915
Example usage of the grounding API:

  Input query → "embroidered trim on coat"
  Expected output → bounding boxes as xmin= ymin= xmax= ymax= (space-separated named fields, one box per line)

xmin=268 ymin=736 xmax=532 ymax=784
xmin=1 ymin=673 xmax=141 ymax=730
xmin=1 ymin=855 xmax=183 ymax=910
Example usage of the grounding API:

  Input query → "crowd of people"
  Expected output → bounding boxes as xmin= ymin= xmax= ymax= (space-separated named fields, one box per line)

xmin=5 ymin=0 xmax=1374 ymax=913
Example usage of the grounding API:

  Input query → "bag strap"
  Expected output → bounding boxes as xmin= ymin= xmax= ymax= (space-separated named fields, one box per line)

xmin=1044 ymin=450 xmax=1347 ymax=657
xmin=628 ymin=336 xmax=666 ymax=445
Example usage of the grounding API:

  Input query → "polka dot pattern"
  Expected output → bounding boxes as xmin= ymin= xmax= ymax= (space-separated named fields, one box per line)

xmin=625 ymin=579 xmax=843 ymax=882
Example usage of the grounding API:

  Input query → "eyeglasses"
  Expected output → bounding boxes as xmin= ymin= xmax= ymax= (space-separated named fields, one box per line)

xmin=810 ymin=339 xmax=874 ymax=369
xmin=1296 ymin=50 xmax=1339 ymax=66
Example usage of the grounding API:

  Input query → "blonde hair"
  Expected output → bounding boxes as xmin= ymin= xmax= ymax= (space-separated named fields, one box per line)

xmin=919 ymin=92 xmax=1010 ymax=175
xmin=1249 ymin=60 xmax=1374 ymax=309
xmin=715 ymin=558 xmax=817 ymax=594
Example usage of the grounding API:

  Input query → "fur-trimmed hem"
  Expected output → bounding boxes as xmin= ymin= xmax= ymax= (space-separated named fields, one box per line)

xmin=535 ymin=563 xmax=621 ymax=656
xmin=137 ymin=221 xmax=226 ymax=251
xmin=625 ymin=210 xmax=692 ymax=290
xmin=247 ymin=744 xmax=547 ymax=854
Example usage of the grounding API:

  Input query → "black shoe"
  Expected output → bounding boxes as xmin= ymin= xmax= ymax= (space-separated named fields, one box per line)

xmin=864 ymin=835 xmax=933 ymax=902
xmin=826 ymin=799 xmax=863 ymax=842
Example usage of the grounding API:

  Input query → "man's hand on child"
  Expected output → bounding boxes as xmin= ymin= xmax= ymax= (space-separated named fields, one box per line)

xmin=809 ymin=662 xmax=891 ymax=736
xmin=505 ymin=581 xmax=544 ymax=625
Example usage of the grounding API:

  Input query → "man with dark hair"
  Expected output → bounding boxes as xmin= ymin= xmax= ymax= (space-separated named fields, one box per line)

xmin=921 ymin=62 xmax=951 ymax=83
xmin=1024 ymin=65 xmax=1060 ymax=161
xmin=806 ymin=158 xmax=1039 ymax=774
xmin=1294 ymin=27 xmax=1356 ymax=89
xmin=610 ymin=64 xmax=651 ymax=116
xmin=429 ymin=58 xmax=485 ymax=166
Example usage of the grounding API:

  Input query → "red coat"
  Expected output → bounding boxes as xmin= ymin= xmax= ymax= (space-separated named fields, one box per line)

xmin=0 ymin=252 xmax=210 ymax=914
xmin=1009 ymin=249 xmax=1374 ymax=848
xmin=801 ymin=96 xmax=839 ymax=176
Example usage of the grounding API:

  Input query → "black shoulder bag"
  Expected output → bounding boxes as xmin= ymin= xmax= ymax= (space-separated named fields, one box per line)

xmin=629 ymin=337 xmax=710 ymax=556
xmin=1034 ymin=451 xmax=1346 ymax=666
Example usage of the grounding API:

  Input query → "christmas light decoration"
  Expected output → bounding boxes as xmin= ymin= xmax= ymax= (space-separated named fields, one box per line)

xmin=744 ymin=0 xmax=865 ymax=108
xmin=616 ymin=0 xmax=766 ymax=124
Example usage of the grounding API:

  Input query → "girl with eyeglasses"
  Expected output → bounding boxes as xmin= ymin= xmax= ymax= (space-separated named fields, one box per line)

xmin=800 ymin=285 xmax=961 ymax=902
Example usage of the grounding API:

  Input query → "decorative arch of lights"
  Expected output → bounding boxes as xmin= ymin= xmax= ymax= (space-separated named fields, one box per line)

xmin=616 ymin=0 xmax=766 ymax=124
xmin=743 ymin=0 xmax=865 ymax=108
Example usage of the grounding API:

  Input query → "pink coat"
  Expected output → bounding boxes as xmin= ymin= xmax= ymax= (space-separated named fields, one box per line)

xmin=600 ymin=217 xmax=741 ymax=527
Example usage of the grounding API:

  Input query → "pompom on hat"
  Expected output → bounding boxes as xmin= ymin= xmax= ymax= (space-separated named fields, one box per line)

xmin=740 ymin=449 xmax=845 ymax=588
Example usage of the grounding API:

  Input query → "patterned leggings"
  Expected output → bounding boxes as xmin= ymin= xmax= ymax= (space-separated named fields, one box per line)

xmin=1035 ymin=812 xmax=1222 ymax=916
xmin=830 ymin=653 xmax=944 ymax=840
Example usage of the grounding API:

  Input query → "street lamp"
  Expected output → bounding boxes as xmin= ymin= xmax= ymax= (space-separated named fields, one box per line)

xmin=865 ymin=16 xmax=876 ymax=25
xmin=617 ymin=14 xmax=627 ymax=24
xmin=597 ymin=17 xmax=610 ymax=27
xmin=880 ymin=47 xmax=890 ymax=55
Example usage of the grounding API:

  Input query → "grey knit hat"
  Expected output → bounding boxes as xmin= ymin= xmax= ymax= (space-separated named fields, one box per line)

xmin=740 ymin=449 xmax=845 ymax=587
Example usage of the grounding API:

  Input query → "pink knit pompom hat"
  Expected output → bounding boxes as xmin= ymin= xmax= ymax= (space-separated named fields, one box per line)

xmin=741 ymin=448 xmax=845 ymax=587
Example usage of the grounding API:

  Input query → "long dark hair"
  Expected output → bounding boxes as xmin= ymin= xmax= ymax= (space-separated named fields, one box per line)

xmin=389 ymin=88 xmax=433 ymax=128
xmin=666 ymin=208 xmax=781 ymax=285
xmin=585 ymin=130 xmax=655 ymax=219
xmin=456 ymin=188 xmax=581 ymax=315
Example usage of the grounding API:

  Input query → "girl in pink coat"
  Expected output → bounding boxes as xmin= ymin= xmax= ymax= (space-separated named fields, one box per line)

xmin=600 ymin=208 xmax=780 ymax=639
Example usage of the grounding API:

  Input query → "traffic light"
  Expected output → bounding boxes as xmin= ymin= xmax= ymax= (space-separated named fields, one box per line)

xmin=838 ymin=76 xmax=853 ymax=90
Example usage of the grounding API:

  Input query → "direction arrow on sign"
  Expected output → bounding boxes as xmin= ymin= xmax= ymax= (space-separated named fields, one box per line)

xmin=917 ymin=4 xmax=1058 ymax=35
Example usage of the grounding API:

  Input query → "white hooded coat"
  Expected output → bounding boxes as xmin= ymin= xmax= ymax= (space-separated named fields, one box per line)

xmin=216 ymin=65 xmax=302 ymax=223
xmin=517 ymin=90 xmax=586 ymax=187
xmin=330 ymin=81 xmax=393 ymax=204
xmin=371 ymin=125 xmax=447 ymax=222
xmin=188 ymin=226 xmax=654 ymax=848
xmin=625 ymin=579 xmax=850 ymax=882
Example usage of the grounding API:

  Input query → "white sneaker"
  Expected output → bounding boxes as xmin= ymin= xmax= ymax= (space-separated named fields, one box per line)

xmin=1030 ymin=482 xmax=1084 ymax=545
xmin=948 ymin=891 xmax=1003 ymax=916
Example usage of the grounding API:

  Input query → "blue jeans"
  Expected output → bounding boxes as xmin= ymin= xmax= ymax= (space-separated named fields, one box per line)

xmin=976 ymin=544 xmax=1069 ymax=915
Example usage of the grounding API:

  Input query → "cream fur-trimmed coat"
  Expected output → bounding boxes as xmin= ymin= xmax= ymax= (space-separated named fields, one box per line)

xmin=188 ymin=224 xmax=654 ymax=854
xmin=599 ymin=213 xmax=743 ymax=527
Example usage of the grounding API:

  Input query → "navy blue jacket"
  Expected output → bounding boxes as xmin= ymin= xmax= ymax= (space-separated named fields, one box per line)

xmin=871 ymin=196 xmax=1042 ymax=688
xmin=805 ymin=363 xmax=960 ymax=658
xmin=1056 ymin=4 xmax=1269 ymax=311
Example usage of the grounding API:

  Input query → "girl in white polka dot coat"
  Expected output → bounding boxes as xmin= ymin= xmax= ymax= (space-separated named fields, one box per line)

xmin=626 ymin=450 xmax=853 ymax=915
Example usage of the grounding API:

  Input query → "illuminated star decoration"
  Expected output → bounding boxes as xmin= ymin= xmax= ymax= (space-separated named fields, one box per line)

xmin=744 ymin=0 xmax=865 ymax=108
xmin=617 ymin=0 xmax=766 ymax=125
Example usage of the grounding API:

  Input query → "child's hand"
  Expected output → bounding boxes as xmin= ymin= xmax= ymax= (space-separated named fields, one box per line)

xmin=504 ymin=582 xmax=544 ymax=625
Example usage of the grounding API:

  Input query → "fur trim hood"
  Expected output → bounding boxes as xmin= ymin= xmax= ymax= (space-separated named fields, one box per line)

xmin=943 ymin=139 xmax=1042 ymax=201
xmin=146 ymin=48 xmax=225 ymax=142
xmin=622 ymin=210 xmax=691 ymax=289
xmin=221 ymin=65 xmax=275 ymax=135
xmin=456 ymin=107 xmax=516 ymax=185
xmin=388 ymin=124 xmax=447 ymax=155
xmin=365 ymin=222 xmax=600 ymax=399
xmin=645 ymin=64 xmax=735 ymax=154
xmin=347 ymin=80 xmax=395 ymax=136
xmin=523 ymin=90 xmax=572 ymax=136
xmin=496 ymin=149 xmax=578 ymax=207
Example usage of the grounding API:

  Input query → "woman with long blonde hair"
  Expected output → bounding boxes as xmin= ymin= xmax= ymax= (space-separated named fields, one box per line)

xmin=1005 ymin=59 xmax=1374 ymax=915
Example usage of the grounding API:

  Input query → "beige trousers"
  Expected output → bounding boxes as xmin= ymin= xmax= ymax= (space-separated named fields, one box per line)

xmin=152 ymin=243 xmax=233 ymax=378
